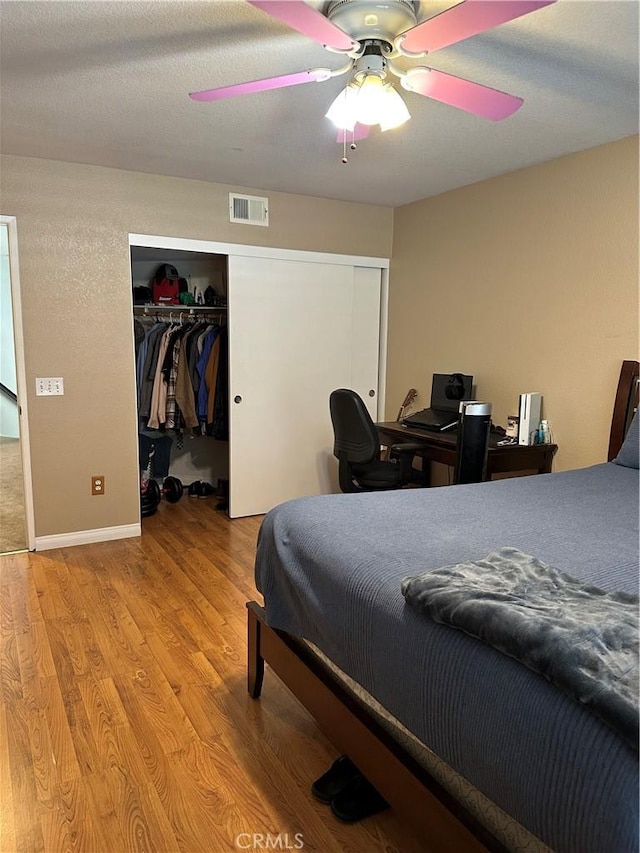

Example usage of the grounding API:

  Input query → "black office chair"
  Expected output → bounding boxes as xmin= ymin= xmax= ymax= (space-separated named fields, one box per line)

xmin=329 ymin=388 xmax=424 ymax=493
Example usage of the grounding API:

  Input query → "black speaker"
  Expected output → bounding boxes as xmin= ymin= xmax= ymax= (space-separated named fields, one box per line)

xmin=454 ymin=401 xmax=492 ymax=485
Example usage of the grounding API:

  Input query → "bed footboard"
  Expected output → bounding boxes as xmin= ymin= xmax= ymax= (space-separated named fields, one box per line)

xmin=247 ymin=600 xmax=265 ymax=698
xmin=246 ymin=601 xmax=506 ymax=853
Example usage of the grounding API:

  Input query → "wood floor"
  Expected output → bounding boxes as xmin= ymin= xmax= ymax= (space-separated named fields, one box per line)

xmin=0 ymin=497 xmax=424 ymax=853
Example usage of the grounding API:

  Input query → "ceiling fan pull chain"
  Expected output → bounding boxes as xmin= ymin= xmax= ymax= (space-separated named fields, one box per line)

xmin=341 ymin=126 xmax=359 ymax=163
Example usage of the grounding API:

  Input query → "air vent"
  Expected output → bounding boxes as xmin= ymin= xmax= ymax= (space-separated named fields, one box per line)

xmin=229 ymin=193 xmax=269 ymax=226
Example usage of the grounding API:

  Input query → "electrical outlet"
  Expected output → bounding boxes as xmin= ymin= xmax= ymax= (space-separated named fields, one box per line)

xmin=91 ymin=475 xmax=105 ymax=496
xmin=36 ymin=377 xmax=64 ymax=396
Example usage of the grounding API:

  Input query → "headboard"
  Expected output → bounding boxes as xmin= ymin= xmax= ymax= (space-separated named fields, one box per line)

xmin=608 ymin=360 xmax=640 ymax=461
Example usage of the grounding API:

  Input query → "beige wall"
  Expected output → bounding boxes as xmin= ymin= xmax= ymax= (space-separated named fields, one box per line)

xmin=387 ymin=136 xmax=639 ymax=472
xmin=3 ymin=139 xmax=637 ymax=539
xmin=1 ymin=155 xmax=393 ymax=538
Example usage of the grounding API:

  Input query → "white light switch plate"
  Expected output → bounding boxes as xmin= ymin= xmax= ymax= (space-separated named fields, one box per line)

xmin=36 ymin=377 xmax=64 ymax=396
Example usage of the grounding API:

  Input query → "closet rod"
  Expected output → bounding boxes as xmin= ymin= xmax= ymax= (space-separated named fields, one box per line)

xmin=134 ymin=304 xmax=226 ymax=312
xmin=134 ymin=306 xmax=226 ymax=320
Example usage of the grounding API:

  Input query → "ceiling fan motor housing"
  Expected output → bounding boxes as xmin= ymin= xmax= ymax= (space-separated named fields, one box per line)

xmin=326 ymin=0 xmax=418 ymax=45
xmin=354 ymin=46 xmax=387 ymax=79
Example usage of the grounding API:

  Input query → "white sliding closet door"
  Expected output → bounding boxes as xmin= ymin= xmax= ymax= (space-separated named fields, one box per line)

xmin=228 ymin=256 xmax=381 ymax=518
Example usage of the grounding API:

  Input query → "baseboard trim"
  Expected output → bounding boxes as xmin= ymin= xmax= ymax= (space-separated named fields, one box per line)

xmin=35 ymin=523 xmax=141 ymax=551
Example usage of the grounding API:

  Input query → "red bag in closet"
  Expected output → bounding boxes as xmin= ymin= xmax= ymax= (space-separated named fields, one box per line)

xmin=151 ymin=263 xmax=180 ymax=306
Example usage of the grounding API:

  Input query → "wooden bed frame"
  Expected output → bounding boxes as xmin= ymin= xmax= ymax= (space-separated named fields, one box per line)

xmin=246 ymin=360 xmax=639 ymax=853
xmin=608 ymin=359 xmax=639 ymax=461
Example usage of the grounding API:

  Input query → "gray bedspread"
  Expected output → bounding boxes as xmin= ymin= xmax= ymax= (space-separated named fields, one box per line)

xmin=255 ymin=462 xmax=639 ymax=852
xmin=401 ymin=547 xmax=639 ymax=750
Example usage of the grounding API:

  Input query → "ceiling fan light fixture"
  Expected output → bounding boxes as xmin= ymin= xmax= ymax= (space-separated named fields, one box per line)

xmin=378 ymin=83 xmax=411 ymax=131
xmin=325 ymin=82 xmax=360 ymax=131
xmin=326 ymin=73 xmax=411 ymax=133
xmin=355 ymin=74 xmax=411 ymax=130
xmin=353 ymin=73 xmax=387 ymax=126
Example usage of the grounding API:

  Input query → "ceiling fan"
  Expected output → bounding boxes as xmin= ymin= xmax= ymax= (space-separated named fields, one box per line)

xmin=190 ymin=0 xmax=556 ymax=150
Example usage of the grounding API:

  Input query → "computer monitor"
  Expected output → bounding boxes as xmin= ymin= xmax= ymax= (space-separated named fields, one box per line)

xmin=431 ymin=373 xmax=474 ymax=412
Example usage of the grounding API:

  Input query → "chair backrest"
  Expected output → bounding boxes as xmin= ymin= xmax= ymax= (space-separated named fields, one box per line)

xmin=329 ymin=389 xmax=379 ymax=464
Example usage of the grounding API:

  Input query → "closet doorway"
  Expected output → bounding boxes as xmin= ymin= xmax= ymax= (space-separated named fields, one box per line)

xmin=130 ymin=234 xmax=388 ymax=519
xmin=0 ymin=216 xmax=35 ymax=552
xmin=131 ymin=244 xmax=230 ymax=514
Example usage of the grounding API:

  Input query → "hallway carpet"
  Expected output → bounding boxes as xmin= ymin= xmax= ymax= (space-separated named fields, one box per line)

xmin=0 ymin=436 xmax=26 ymax=552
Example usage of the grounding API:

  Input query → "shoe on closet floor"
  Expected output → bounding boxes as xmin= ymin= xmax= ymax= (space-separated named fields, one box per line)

xmin=329 ymin=774 xmax=389 ymax=823
xmin=198 ymin=482 xmax=215 ymax=499
xmin=311 ymin=756 xmax=360 ymax=804
xmin=188 ymin=481 xmax=202 ymax=498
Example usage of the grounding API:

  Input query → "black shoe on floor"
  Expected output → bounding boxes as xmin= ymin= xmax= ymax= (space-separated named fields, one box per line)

xmin=330 ymin=774 xmax=389 ymax=823
xmin=188 ymin=481 xmax=202 ymax=497
xmin=198 ymin=482 xmax=215 ymax=499
xmin=311 ymin=756 xmax=361 ymax=805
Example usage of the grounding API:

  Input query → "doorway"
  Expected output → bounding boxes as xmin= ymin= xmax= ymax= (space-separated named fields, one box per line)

xmin=0 ymin=217 xmax=35 ymax=552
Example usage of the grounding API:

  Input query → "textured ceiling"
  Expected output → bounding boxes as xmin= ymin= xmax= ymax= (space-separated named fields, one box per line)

xmin=0 ymin=0 xmax=638 ymax=207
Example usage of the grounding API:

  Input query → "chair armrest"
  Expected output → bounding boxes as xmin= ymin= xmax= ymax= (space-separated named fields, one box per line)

xmin=388 ymin=442 xmax=425 ymax=455
xmin=388 ymin=442 xmax=425 ymax=484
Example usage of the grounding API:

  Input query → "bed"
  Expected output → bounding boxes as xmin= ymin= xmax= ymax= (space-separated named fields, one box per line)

xmin=247 ymin=360 xmax=639 ymax=852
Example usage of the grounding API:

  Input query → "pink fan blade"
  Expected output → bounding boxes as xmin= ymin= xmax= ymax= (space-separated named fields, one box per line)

xmin=405 ymin=68 xmax=523 ymax=120
xmin=190 ymin=69 xmax=329 ymax=102
xmin=335 ymin=124 xmax=370 ymax=143
xmin=400 ymin=0 xmax=556 ymax=55
xmin=248 ymin=1 xmax=356 ymax=51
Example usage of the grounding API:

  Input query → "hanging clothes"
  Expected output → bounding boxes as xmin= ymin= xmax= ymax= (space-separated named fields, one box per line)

xmin=134 ymin=314 xmax=228 ymax=439
xmin=163 ymin=324 xmax=192 ymax=430
xmin=195 ymin=326 xmax=221 ymax=423
xmin=139 ymin=322 xmax=168 ymax=417
xmin=174 ymin=324 xmax=202 ymax=429
xmin=133 ymin=319 xmax=146 ymax=359
xmin=146 ymin=326 xmax=174 ymax=429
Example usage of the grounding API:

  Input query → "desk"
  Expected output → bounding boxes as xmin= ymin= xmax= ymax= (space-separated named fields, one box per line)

xmin=376 ymin=421 xmax=557 ymax=486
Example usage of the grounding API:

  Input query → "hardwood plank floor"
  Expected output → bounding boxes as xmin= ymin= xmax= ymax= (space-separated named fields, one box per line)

xmin=0 ymin=498 xmax=425 ymax=852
